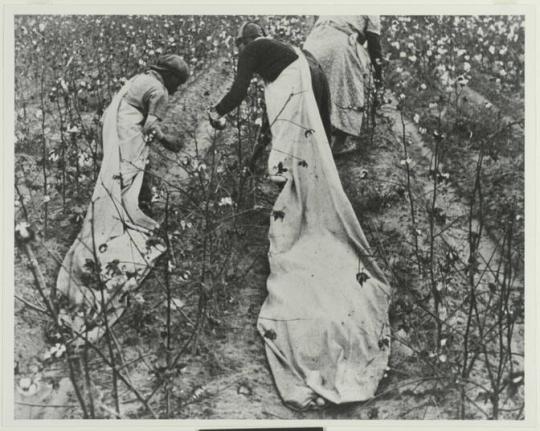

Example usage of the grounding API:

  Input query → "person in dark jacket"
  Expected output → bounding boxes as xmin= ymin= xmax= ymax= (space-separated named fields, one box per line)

xmin=208 ymin=22 xmax=332 ymax=147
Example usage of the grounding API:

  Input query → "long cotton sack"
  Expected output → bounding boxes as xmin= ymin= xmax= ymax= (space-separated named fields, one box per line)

xmin=257 ymin=50 xmax=391 ymax=410
xmin=56 ymin=83 xmax=164 ymax=338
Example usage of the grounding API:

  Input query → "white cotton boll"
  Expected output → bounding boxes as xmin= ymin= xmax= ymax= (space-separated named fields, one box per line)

xmin=17 ymin=377 xmax=39 ymax=397
xmin=122 ymin=277 xmax=138 ymax=292
xmin=218 ymin=197 xmax=233 ymax=207
xmin=15 ymin=222 xmax=31 ymax=239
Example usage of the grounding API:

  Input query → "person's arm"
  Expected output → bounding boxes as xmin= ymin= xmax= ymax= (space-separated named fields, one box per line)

xmin=142 ymin=83 xmax=183 ymax=152
xmin=214 ymin=43 xmax=257 ymax=117
xmin=366 ymin=31 xmax=383 ymax=87
xmin=142 ymin=83 xmax=168 ymax=129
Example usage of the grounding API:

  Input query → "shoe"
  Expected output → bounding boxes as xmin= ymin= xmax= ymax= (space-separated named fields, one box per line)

xmin=332 ymin=136 xmax=358 ymax=156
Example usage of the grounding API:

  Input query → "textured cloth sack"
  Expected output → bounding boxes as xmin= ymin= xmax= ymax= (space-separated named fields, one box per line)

xmin=56 ymin=82 xmax=165 ymax=339
xmin=257 ymin=49 xmax=391 ymax=410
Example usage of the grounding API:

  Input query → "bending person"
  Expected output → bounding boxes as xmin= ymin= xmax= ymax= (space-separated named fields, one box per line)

xmin=208 ymin=21 xmax=332 ymax=182
xmin=211 ymin=22 xmax=391 ymax=411
xmin=56 ymin=55 xmax=189 ymax=342
xmin=304 ymin=15 xmax=383 ymax=154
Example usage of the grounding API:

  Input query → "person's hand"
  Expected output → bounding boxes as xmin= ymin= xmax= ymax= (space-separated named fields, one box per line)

xmin=143 ymin=120 xmax=165 ymax=144
xmin=208 ymin=108 xmax=226 ymax=130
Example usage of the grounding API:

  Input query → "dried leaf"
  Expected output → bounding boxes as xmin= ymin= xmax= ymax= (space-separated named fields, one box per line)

xmin=263 ymin=329 xmax=277 ymax=341
xmin=356 ymin=271 xmax=370 ymax=286
xmin=272 ymin=210 xmax=285 ymax=221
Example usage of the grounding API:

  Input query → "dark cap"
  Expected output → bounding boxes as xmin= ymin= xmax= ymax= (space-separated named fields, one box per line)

xmin=236 ymin=22 xmax=266 ymax=46
xmin=150 ymin=54 xmax=189 ymax=83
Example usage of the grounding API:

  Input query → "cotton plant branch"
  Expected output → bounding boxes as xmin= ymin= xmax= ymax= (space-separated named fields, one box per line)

xmin=16 ymin=235 xmax=90 ymax=418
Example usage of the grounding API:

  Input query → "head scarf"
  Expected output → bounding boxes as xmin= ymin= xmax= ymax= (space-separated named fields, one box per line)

xmin=235 ymin=22 xmax=266 ymax=46
xmin=149 ymin=54 xmax=189 ymax=83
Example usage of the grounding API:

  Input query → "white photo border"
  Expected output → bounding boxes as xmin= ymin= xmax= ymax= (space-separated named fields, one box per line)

xmin=2 ymin=1 xmax=537 ymax=430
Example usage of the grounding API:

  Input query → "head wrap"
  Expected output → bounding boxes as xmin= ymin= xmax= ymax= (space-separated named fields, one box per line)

xmin=235 ymin=22 xmax=266 ymax=46
xmin=150 ymin=54 xmax=189 ymax=83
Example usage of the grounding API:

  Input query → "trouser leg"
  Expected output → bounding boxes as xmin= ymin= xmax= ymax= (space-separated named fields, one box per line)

xmin=304 ymin=50 xmax=333 ymax=143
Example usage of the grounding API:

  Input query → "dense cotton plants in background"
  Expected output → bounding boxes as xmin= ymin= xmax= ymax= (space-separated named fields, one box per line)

xmin=374 ymin=15 xmax=524 ymax=419
xmin=382 ymin=15 xmax=524 ymax=246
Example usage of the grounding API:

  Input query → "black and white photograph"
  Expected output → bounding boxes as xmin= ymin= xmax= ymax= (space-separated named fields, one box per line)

xmin=5 ymin=3 xmax=533 ymax=426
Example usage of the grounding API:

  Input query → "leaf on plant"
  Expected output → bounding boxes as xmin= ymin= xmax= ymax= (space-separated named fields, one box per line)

xmin=276 ymin=162 xmax=288 ymax=174
xmin=263 ymin=329 xmax=277 ymax=341
xmin=83 ymin=258 xmax=98 ymax=273
xmin=378 ymin=336 xmax=390 ymax=350
xmin=105 ymin=259 xmax=120 ymax=275
xmin=272 ymin=210 xmax=285 ymax=221
xmin=356 ymin=271 xmax=370 ymax=286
